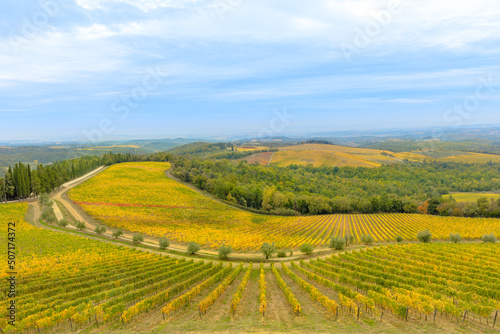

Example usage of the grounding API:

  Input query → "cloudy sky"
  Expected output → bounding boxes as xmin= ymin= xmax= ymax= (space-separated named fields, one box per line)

xmin=1 ymin=0 xmax=500 ymax=141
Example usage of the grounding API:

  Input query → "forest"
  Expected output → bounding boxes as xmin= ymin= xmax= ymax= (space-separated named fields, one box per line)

xmin=172 ymin=156 xmax=500 ymax=218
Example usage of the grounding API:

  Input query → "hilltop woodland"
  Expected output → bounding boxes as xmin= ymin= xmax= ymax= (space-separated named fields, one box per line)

xmin=2 ymin=144 xmax=500 ymax=218
xmin=172 ymin=156 xmax=500 ymax=218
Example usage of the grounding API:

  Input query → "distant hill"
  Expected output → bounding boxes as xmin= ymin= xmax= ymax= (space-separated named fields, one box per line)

xmin=0 ymin=138 xmax=199 ymax=176
xmin=268 ymin=144 xmax=400 ymax=167
xmin=239 ymin=142 xmax=500 ymax=168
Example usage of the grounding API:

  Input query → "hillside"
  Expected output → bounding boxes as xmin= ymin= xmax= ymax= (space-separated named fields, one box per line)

xmin=238 ymin=143 xmax=500 ymax=168
xmin=3 ymin=202 xmax=500 ymax=333
xmin=69 ymin=162 xmax=500 ymax=251
xmin=271 ymin=144 xmax=400 ymax=167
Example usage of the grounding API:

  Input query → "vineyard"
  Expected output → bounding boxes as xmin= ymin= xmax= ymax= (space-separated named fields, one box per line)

xmin=0 ymin=203 xmax=232 ymax=333
xmin=68 ymin=162 xmax=500 ymax=250
xmin=1 ymin=203 xmax=499 ymax=333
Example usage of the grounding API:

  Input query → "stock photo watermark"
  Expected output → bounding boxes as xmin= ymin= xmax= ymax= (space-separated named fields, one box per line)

xmin=258 ymin=107 xmax=294 ymax=138
xmin=83 ymin=66 xmax=164 ymax=144
xmin=9 ymin=0 xmax=69 ymax=52
xmin=442 ymin=74 xmax=498 ymax=127
xmin=339 ymin=0 xmax=402 ymax=62
xmin=432 ymin=74 xmax=498 ymax=143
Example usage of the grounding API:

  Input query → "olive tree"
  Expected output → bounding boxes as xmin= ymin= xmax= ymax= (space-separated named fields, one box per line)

xmin=159 ymin=237 xmax=170 ymax=250
xmin=218 ymin=245 xmax=232 ymax=260
xmin=261 ymin=242 xmax=276 ymax=259
xmin=299 ymin=243 xmax=314 ymax=255
xmin=94 ymin=225 xmax=106 ymax=235
xmin=329 ymin=237 xmax=345 ymax=250
xmin=417 ymin=230 xmax=432 ymax=243
xmin=112 ymin=229 xmax=123 ymax=238
xmin=482 ymin=233 xmax=497 ymax=243
xmin=133 ymin=233 xmax=144 ymax=244
xmin=449 ymin=233 xmax=462 ymax=243
xmin=360 ymin=235 xmax=374 ymax=245
xmin=187 ymin=241 xmax=201 ymax=254
xmin=57 ymin=219 xmax=69 ymax=227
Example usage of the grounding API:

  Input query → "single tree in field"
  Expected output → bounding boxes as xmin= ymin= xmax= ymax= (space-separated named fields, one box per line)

xmin=396 ymin=236 xmax=403 ymax=243
xmin=329 ymin=237 xmax=345 ymax=250
xmin=417 ymin=229 xmax=432 ymax=243
xmin=76 ymin=221 xmax=86 ymax=231
xmin=159 ymin=237 xmax=170 ymax=250
xmin=218 ymin=244 xmax=232 ymax=260
xmin=112 ymin=229 xmax=123 ymax=239
xmin=482 ymin=233 xmax=497 ymax=243
xmin=261 ymin=242 xmax=276 ymax=259
xmin=360 ymin=235 xmax=374 ymax=245
xmin=57 ymin=219 xmax=69 ymax=227
xmin=299 ymin=243 xmax=314 ymax=255
xmin=133 ymin=233 xmax=144 ymax=244
xmin=94 ymin=225 xmax=106 ymax=235
xmin=449 ymin=233 xmax=461 ymax=243
xmin=187 ymin=242 xmax=201 ymax=255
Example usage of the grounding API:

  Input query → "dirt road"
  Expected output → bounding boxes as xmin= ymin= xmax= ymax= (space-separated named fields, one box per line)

xmin=29 ymin=164 xmax=355 ymax=264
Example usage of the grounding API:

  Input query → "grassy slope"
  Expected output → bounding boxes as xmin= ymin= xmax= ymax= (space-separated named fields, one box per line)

xmin=237 ymin=143 xmax=500 ymax=168
xmin=450 ymin=192 xmax=500 ymax=202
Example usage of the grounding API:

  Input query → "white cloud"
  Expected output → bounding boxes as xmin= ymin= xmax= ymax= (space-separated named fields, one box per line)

xmin=74 ymin=0 xmax=206 ymax=11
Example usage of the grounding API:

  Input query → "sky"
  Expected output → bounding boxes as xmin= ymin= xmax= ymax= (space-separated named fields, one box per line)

xmin=1 ymin=0 xmax=500 ymax=142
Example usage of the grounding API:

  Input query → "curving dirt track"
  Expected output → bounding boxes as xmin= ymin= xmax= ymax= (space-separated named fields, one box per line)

xmin=28 ymin=165 xmax=376 ymax=264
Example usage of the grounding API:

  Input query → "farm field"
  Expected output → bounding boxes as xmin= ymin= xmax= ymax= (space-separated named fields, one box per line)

xmin=235 ymin=145 xmax=270 ymax=152
xmin=238 ymin=143 xmax=500 ymax=168
xmin=2 ymin=202 xmax=499 ymax=334
xmin=393 ymin=151 xmax=500 ymax=164
xmin=238 ymin=151 xmax=274 ymax=165
xmin=270 ymin=144 xmax=398 ymax=167
xmin=450 ymin=192 xmax=500 ymax=203
xmin=69 ymin=162 xmax=500 ymax=251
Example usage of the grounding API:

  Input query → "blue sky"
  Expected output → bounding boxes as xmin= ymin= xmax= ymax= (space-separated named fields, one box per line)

xmin=1 ymin=0 xmax=500 ymax=142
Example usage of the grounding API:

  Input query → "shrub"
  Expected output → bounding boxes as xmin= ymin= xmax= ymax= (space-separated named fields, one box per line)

xmin=360 ymin=235 xmax=375 ymax=245
xmin=299 ymin=243 xmax=314 ymax=255
xmin=76 ymin=221 xmax=86 ymax=231
xmin=396 ymin=236 xmax=403 ymax=243
xmin=41 ymin=207 xmax=55 ymax=222
xmin=45 ymin=215 xmax=57 ymax=224
xmin=261 ymin=242 xmax=276 ymax=259
xmin=218 ymin=244 xmax=232 ymax=260
xmin=417 ymin=230 xmax=432 ymax=243
xmin=159 ymin=237 xmax=170 ymax=250
xmin=289 ymin=250 xmax=293 ymax=257
xmin=329 ymin=237 xmax=345 ymax=250
xmin=482 ymin=233 xmax=497 ymax=243
xmin=112 ymin=229 xmax=123 ymax=238
xmin=57 ymin=219 xmax=69 ymax=227
xmin=133 ymin=233 xmax=144 ymax=244
xmin=449 ymin=233 xmax=462 ymax=243
xmin=277 ymin=250 xmax=287 ymax=258
xmin=187 ymin=242 xmax=201 ymax=254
